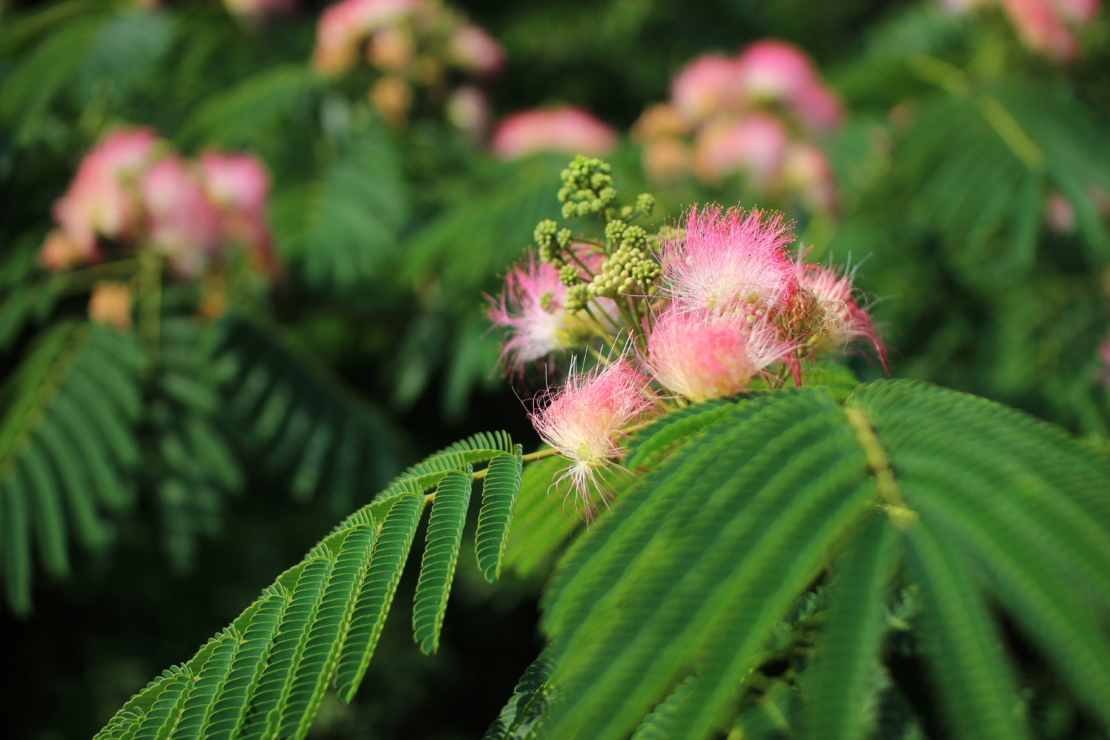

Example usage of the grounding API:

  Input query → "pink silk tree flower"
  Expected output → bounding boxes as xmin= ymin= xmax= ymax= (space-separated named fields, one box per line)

xmin=200 ymin=152 xmax=279 ymax=276
xmin=530 ymin=359 xmax=657 ymax=517
xmin=794 ymin=262 xmax=887 ymax=370
xmin=141 ymin=157 xmax=224 ymax=278
xmin=449 ymin=23 xmax=505 ymax=77
xmin=312 ymin=0 xmax=418 ymax=74
xmin=1002 ymin=0 xmax=1080 ymax=60
xmin=488 ymin=256 xmax=595 ymax=372
xmin=644 ymin=309 xmax=795 ymax=403
xmin=671 ymin=54 xmax=744 ymax=124
xmin=53 ymin=127 xmax=159 ymax=255
xmin=693 ymin=111 xmax=789 ymax=186
xmin=490 ymin=107 xmax=618 ymax=160
xmin=660 ymin=204 xmax=797 ymax=315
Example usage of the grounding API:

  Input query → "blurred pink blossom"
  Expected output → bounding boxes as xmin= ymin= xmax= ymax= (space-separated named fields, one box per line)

xmin=694 ymin=112 xmax=789 ymax=186
xmin=222 ymin=0 xmax=294 ymax=19
xmin=448 ymin=23 xmax=504 ymax=77
xmin=736 ymin=40 xmax=843 ymax=131
xmin=783 ymin=142 xmax=838 ymax=214
xmin=39 ymin=230 xmax=89 ymax=271
xmin=51 ymin=127 xmax=159 ymax=259
xmin=940 ymin=0 xmax=1101 ymax=60
xmin=312 ymin=0 xmax=418 ymax=74
xmin=446 ymin=85 xmax=491 ymax=140
xmin=1044 ymin=192 xmax=1077 ymax=234
xmin=141 ymin=157 xmax=224 ymax=278
xmin=490 ymin=106 xmax=618 ymax=160
xmin=671 ymin=54 xmax=743 ymax=123
xmin=200 ymin=152 xmax=279 ymax=275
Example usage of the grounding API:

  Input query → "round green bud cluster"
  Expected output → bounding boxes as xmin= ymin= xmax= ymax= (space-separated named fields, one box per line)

xmin=565 ymin=284 xmax=591 ymax=313
xmin=604 ymin=219 xmax=627 ymax=246
xmin=635 ymin=193 xmax=655 ymax=217
xmin=558 ymin=263 xmax=580 ymax=287
xmin=539 ymin=291 xmax=555 ymax=312
xmin=589 ymin=241 xmax=661 ymax=298
xmin=534 ymin=219 xmax=560 ymax=262
xmin=558 ymin=156 xmax=617 ymax=219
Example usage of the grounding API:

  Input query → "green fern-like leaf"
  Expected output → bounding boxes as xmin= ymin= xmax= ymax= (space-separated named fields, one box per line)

xmin=502 ymin=454 xmax=574 ymax=579
xmin=413 ymin=467 xmax=473 ymax=654
xmin=333 ymin=490 xmax=425 ymax=701
xmin=374 ymin=429 xmax=514 ymax=503
xmin=0 ymin=321 xmax=144 ymax=614
xmin=800 ymin=514 xmax=900 ymax=740
xmin=541 ymin=390 xmax=874 ymax=740
xmin=482 ymin=648 xmax=557 ymax=740
xmin=474 ymin=446 xmax=523 ymax=582
xmin=218 ymin=314 xmax=399 ymax=513
xmin=269 ymin=124 xmax=407 ymax=293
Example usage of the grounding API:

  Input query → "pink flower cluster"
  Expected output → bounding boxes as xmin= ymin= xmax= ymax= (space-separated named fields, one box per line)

xmin=633 ymin=40 xmax=842 ymax=213
xmin=495 ymin=203 xmax=885 ymax=513
xmin=939 ymin=0 xmax=1100 ymax=61
xmin=41 ymin=127 xmax=276 ymax=279
xmin=490 ymin=107 xmax=619 ymax=160
xmin=312 ymin=0 xmax=503 ymax=133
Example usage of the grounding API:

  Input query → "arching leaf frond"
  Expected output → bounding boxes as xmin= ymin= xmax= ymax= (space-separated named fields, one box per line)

xmin=413 ymin=467 xmax=473 ymax=654
xmin=0 ymin=321 xmax=144 ymax=614
xmin=474 ymin=445 xmax=523 ymax=582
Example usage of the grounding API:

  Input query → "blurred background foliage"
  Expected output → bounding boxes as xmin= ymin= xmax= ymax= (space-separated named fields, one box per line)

xmin=1 ymin=0 xmax=1109 ymax=737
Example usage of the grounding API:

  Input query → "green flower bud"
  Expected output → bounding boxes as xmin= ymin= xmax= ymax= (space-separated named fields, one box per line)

xmin=559 ymin=263 xmax=579 ymax=287
xmin=556 ymin=228 xmax=572 ymax=248
xmin=635 ymin=193 xmax=655 ymax=216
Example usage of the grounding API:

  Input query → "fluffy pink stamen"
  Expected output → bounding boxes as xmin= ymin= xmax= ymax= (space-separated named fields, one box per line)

xmin=644 ymin=309 xmax=795 ymax=402
xmin=530 ymin=360 xmax=657 ymax=518
xmin=660 ymin=204 xmax=798 ymax=315
xmin=795 ymin=262 xmax=887 ymax=370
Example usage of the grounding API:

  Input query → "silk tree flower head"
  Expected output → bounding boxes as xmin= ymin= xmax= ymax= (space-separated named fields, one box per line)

xmin=88 ymin=281 xmax=133 ymax=333
xmin=671 ymin=54 xmax=743 ymax=123
xmin=735 ymin=40 xmax=843 ymax=132
xmin=694 ymin=112 xmax=789 ymax=186
xmin=530 ymin=359 xmax=657 ymax=517
xmin=645 ymin=309 xmax=796 ymax=403
xmin=488 ymin=255 xmax=603 ymax=372
xmin=490 ymin=107 xmax=618 ymax=160
xmin=312 ymin=0 xmax=418 ymax=74
xmin=200 ymin=152 xmax=279 ymax=275
xmin=141 ymin=157 xmax=224 ymax=279
xmin=50 ymin=127 xmax=159 ymax=262
xmin=660 ymin=204 xmax=797 ymax=315
xmin=793 ymin=262 xmax=887 ymax=369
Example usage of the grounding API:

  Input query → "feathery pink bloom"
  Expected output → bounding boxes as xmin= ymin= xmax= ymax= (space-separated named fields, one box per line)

xmin=53 ymin=127 xmax=159 ymax=256
xmin=694 ymin=112 xmax=788 ymax=185
xmin=312 ymin=0 xmax=418 ymax=74
xmin=645 ymin=309 xmax=795 ymax=402
xmin=141 ymin=157 xmax=224 ymax=278
xmin=449 ymin=24 xmax=504 ymax=77
xmin=795 ymin=262 xmax=887 ymax=369
xmin=530 ymin=359 xmax=657 ymax=517
xmin=487 ymin=255 xmax=596 ymax=371
xmin=671 ymin=54 xmax=743 ymax=123
xmin=660 ymin=204 xmax=797 ymax=314
xmin=490 ymin=107 xmax=618 ymax=160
